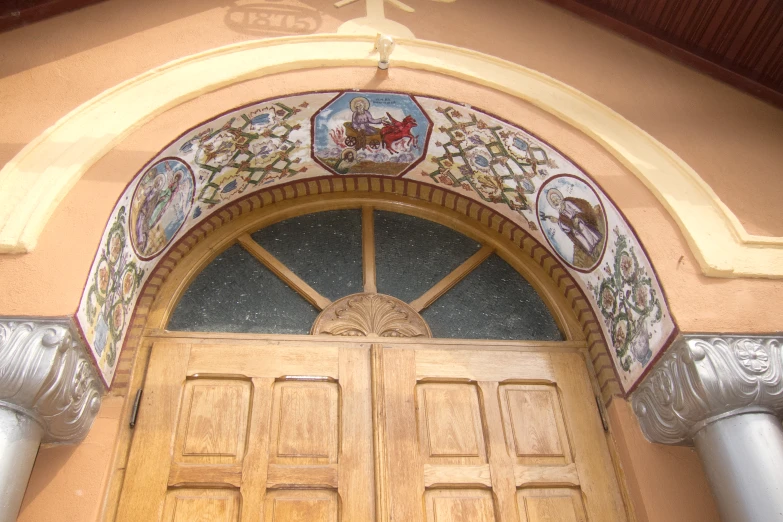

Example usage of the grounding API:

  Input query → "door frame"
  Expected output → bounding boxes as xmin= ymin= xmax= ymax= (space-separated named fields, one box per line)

xmin=99 ymin=194 xmax=638 ymax=521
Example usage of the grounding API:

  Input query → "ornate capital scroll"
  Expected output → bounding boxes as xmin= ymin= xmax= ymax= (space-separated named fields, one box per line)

xmin=632 ymin=335 xmax=783 ymax=445
xmin=312 ymin=293 xmax=431 ymax=338
xmin=0 ymin=318 xmax=103 ymax=443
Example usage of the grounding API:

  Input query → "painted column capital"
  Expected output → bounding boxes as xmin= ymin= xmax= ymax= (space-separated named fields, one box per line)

xmin=0 ymin=318 xmax=103 ymax=443
xmin=632 ymin=335 xmax=783 ymax=445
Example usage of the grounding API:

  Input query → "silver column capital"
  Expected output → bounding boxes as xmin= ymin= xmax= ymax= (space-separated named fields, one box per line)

xmin=0 ymin=318 xmax=103 ymax=443
xmin=632 ymin=335 xmax=783 ymax=445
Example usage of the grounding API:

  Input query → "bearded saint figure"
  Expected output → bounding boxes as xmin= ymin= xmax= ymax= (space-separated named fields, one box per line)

xmin=350 ymin=97 xmax=387 ymax=134
xmin=134 ymin=173 xmax=166 ymax=253
xmin=134 ymin=164 xmax=183 ymax=255
xmin=542 ymin=187 xmax=604 ymax=268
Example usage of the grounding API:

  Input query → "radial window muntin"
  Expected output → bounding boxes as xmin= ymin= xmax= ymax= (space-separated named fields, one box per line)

xmin=168 ymin=206 xmax=564 ymax=342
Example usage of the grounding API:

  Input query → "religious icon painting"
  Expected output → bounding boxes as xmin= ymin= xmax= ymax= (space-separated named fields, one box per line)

xmin=536 ymin=174 xmax=608 ymax=272
xmin=129 ymin=158 xmax=195 ymax=260
xmin=312 ymin=92 xmax=431 ymax=176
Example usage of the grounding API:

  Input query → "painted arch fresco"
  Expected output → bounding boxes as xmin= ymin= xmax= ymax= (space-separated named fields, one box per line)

xmin=77 ymin=91 xmax=675 ymax=391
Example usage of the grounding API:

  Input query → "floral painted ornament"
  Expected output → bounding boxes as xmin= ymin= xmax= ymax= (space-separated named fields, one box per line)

xmin=84 ymin=207 xmax=144 ymax=369
xmin=592 ymin=231 xmax=663 ymax=371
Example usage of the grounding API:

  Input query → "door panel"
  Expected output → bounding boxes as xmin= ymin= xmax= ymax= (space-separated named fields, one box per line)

xmin=517 ymin=488 xmax=587 ymax=522
xmin=498 ymin=384 xmax=571 ymax=466
xmin=416 ymin=383 xmax=486 ymax=465
xmin=116 ymin=342 xmax=373 ymax=522
xmin=117 ymin=341 xmax=626 ymax=522
xmin=271 ymin=381 xmax=339 ymax=464
xmin=176 ymin=380 xmax=251 ymax=464
xmin=383 ymin=347 xmax=627 ymax=522
xmin=162 ymin=489 xmax=241 ymax=522
xmin=425 ymin=489 xmax=497 ymax=522
xmin=263 ymin=490 xmax=338 ymax=522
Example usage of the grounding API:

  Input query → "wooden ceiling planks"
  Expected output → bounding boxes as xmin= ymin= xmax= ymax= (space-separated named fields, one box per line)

xmin=0 ymin=0 xmax=106 ymax=33
xmin=542 ymin=0 xmax=783 ymax=108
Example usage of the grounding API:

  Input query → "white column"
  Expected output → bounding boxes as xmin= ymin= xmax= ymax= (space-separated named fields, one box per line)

xmin=0 ymin=320 xmax=103 ymax=522
xmin=695 ymin=412 xmax=783 ymax=522
xmin=633 ymin=336 xmax=783 ymax=522
xmin=0 ymin=409 xmax=42 ymax=522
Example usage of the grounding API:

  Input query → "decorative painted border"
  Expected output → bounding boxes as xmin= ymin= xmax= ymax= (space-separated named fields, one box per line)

xmin=0 ymin=36 xmax=778 ymax=279
xmin=72 ymin=91 xmax=676 ymax=399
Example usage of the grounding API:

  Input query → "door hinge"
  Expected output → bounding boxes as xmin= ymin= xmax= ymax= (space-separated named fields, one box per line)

xmin=595 ymin=396 xmax=609 ymax=432
xmin=129 ymin=389 xmax=143 ymax=428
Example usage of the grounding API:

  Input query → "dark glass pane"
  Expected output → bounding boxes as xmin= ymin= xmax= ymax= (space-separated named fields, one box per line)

xmin=421 ymin=254 xmax=563 ymax=341
xmin=167 ymin=244 xmax=318 ymax=334
xmin=374 ymin=211 xmax=481 ymax=303
xmin=251 ymin=210 xmax=362 ymax=301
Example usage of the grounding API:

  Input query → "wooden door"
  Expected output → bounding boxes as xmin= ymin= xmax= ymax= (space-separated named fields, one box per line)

xmin=380 ymin=346 xmax=627 ymax=522
xmin=115 ymin=342 xmax=374 ymax=522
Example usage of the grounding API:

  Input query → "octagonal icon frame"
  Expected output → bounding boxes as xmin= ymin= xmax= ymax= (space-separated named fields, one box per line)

xmin=311 ymin=91 xmax=432 ymax=177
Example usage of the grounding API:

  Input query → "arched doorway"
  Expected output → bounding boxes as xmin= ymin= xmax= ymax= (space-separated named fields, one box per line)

xmin=77 ymin=87 xmax=681 ymax=521
xmin=76 ymin=90 xmax=677 ymax=403
xmin=113 ymin=200 xmax=628 ymax=522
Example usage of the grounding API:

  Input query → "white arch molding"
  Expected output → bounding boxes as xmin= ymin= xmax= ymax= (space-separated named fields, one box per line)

xmin=0 ymin=35 xmax=780 ymax=278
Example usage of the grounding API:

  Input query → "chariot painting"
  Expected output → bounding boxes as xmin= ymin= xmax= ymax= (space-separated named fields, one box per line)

xmin=536 ymin=174 xmax=607 ymax=272
xmin=312 ymin=92 xmax=431 ymax=176
xmin=129 ymin=158 xmax=195 ymax=259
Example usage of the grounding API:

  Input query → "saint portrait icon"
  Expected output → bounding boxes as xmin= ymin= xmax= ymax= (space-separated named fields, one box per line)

xmin=312 ymin=92 xmax=431 ymax=177
xmin=129 ymin=158 xmax=195 ymax=259
xmin=536 ymin=175 xmax=607 ymax=272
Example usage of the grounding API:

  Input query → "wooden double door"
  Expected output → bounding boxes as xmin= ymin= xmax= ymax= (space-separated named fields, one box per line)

xmin=116 ymin=341 xmax=627 ymax=522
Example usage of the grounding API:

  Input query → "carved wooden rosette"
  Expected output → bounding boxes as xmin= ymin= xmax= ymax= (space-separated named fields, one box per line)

xmin=311 ymin=293 xmax=431 ymax=338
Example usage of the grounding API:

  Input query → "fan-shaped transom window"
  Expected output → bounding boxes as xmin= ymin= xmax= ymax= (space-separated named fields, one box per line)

xmin=168 ymin=208 xmax=563 ymax=341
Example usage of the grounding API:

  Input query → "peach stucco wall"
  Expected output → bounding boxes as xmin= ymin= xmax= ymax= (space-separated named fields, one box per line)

xmin=0 ymin=68 xmax=746 ymax=521
xmin=608 ymin=399 xmax=721 ymax=522
xmin=2 ymin=1 xmax=781 ymax=521
xmin=17 ymin=396 xmax=123 ymax=522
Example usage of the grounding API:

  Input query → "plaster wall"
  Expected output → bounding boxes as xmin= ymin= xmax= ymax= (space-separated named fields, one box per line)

xmin=0 ymin=0 xmax=781 ymax=237
xmin=607 ymin=399 xmax=721 ymax=522
xmin=16 ymin=396 xmax=123 ymax=522
xmin=0 ymin=72 xmax=763 ymax=521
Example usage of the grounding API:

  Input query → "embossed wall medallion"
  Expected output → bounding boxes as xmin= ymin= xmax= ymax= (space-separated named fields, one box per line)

xmin=311 ymin=293 xmax=431 ymax=338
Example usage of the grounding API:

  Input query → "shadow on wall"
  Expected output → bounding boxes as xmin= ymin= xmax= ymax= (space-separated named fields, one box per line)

xmin=224 ymin=0 xmax=322 ymax=36
xmin=0 ymin=0 xmax=333 ymax=79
